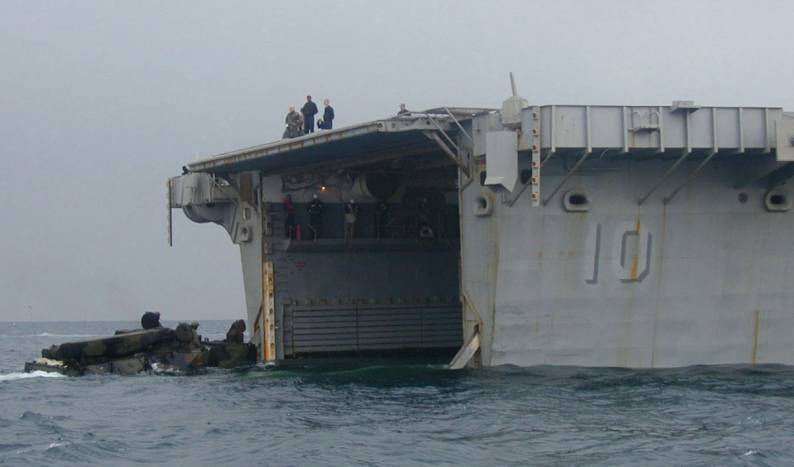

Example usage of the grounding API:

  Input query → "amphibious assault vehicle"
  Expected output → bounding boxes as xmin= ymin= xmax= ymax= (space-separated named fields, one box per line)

xmin=25 ymin=318 xmax=255 ymax=376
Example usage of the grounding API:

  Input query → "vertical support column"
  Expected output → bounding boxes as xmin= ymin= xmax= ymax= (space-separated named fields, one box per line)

xmin=530 ymin=106 xmax=541 ymax=206
xmin=711 ymin=107 xmax=719 ymax=154
xmin=738 ymin=107 xmax=745 ymax=154
xmin=657 ymin=106 xmax=665 ymax=153
xmin=764 ymin=107 xmax=771 ymax=154
xmin=166 ymin=178 xmax=173 ymax=247
xmin=259 ymin=186 xmax=276 ymax=362
xmin=258 ymin=308 xmax=265 ymax=361
xmin=585 ymin=106 xmax=592 ymax=154
xmin=685 ymin=109 xmax=692 ymax=154
xmin=262 ymin=261 xmax=276 ymax=361
xmin=621 ymin=106 xmax=629 ymax=153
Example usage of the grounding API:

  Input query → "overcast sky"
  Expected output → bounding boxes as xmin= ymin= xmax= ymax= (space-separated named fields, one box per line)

xmin=1 ymin=0 xmax=793 ymax=322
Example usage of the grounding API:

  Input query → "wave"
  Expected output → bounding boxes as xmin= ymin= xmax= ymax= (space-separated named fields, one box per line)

xmin=150 ymin=362 xmax=186 ymax=375
xmin=0 ymin=371 xmax=66 ymax=382
xmin=46 ymin=442 xmax=71 ymax=450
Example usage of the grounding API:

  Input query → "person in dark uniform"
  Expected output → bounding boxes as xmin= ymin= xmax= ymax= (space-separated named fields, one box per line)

xmin=318 ymin=99 xmax=335 ymax=129
xmin=141 ymin=311 xmax=161 ymax=329
xmin=344 ymin=199 xmax=358 ymax=241
xmin=225 ymin=320 xmax=246 ymax=343
xmin=419 ymin=197 xmax=431 ymax=224
xmin=301 ymin=95 xmax=318 ymax=134
xmin=397 ymin=103 xmax=410 ymax=116
xmin=283 ymin=194 xmax=296 ymax=239
xmin=418 ymin=196 xmax=434 ymax=240
xmin=375 ymin=200 xmax=391 ymax=239
xmin=307 ymin=193 xmax=324 ymax=240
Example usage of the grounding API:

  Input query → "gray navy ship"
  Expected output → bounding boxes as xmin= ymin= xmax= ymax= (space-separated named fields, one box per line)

xmin=168 ymin=82 xmax=794 ymax=369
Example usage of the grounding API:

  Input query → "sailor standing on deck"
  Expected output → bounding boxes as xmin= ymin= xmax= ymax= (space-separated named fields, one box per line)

xmin=284 ymin=106 xmax=303 ymax=138
xmin=307 ymin=194 xmax=324 ymax=240
xmin=318 ymin=99 xmax=335 ymax=130
xmin=418 ymin=196 xmax=435 ymax=240
xmin=301 ymin=95 xmax=318 ymax=134
xmin=344 ymin=200 xmax=358 ymax=241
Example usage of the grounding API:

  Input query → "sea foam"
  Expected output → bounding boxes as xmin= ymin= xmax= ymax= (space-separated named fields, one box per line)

xmin=0 ymin=371 xmax=65 ymax=382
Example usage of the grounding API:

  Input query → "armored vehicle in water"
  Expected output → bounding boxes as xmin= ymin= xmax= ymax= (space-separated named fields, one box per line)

xmin=25 ymin=318 xmax=256 ymax=375
xmin=168 ymin=84 xmax=794 ymax=368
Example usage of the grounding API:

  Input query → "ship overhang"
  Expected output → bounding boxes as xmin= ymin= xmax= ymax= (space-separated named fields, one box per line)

xmin=186 ymin=114 xmax=472 ymax=175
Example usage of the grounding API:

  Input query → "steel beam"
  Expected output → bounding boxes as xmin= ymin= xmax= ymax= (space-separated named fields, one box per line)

xmin=424 ymin=131 xmax=470 ymax=177
xmin=637 ymin=150 xmax=691 ymax=205
xmin=663 ymin=150 xmax=718 ymax=205
xmin=540 ymin=151 xmax=557 ymax=168
xmin=426 ymin=114 xmax=460 ymax=152
xmin=505 ymin=180 xmax=531 ymax=207
xmin=448 ymin=331 xmax=480 ymax=370
xmin=542 ymin=150 xmax=591 ymax=206
xmin=443 ymin=107 xmax=473 ymax=144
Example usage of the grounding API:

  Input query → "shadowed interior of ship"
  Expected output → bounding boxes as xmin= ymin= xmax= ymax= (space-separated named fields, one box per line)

xmin=268 ymin=156 xmax=464 ymax=360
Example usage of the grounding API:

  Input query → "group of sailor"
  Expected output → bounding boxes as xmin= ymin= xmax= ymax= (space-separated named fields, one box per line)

xmin=283 ymin=194 xmax=442 ymax=242
xmin=283 ymin=195 xmax=368 ymax=241
xmin=283 ymin=194 xmax=356 ymax=241
xmin=283 ymin=95 xmax=335 ymax=138
xmin=283 ymin=101 xmax=413 ymax=139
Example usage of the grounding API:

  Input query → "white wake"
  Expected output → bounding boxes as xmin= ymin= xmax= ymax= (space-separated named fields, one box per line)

xmin=0 ymin=371 xmax=66 ymax=382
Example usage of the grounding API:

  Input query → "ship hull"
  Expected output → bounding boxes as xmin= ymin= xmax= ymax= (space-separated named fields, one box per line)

xmin=461 ymin=155 xmax=794 ymax=367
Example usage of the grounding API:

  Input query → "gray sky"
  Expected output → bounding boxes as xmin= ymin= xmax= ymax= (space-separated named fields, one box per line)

xmin=2 ymin=0 xmax=793 ymax=321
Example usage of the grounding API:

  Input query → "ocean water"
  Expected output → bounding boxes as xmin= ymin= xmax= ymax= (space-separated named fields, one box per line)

xmin=1 ymin=321 xmax=793 ymax=466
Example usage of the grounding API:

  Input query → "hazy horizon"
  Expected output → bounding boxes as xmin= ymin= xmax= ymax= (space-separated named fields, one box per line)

xmin=3 ymin=0 xmax=794 ymax=322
